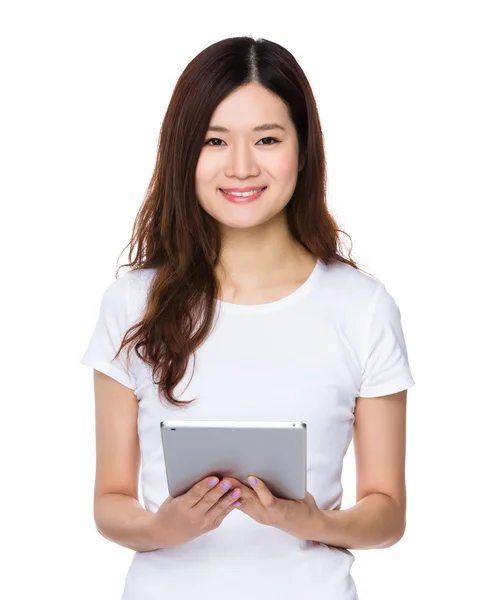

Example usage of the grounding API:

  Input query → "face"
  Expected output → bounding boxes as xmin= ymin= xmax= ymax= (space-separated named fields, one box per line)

xmin=195 ymin=82 xmax=304 ymax=232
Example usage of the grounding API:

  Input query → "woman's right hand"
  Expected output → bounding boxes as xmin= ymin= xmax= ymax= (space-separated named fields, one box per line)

xmin=149 ymin=476 xmax=244 ymax=549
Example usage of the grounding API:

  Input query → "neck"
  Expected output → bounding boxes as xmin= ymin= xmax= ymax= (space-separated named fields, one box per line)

xmin=215 ymin=212 xmax=313 ymax=289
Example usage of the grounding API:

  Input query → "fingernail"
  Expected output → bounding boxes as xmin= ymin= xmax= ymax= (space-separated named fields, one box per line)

xmin=208 ymin=478 xmax=218 ymax=486
xmin=248 ymin=477 xmax=258 ymax=486
xmin=233 ymin=501 xmax=241 ymax=507
xmin=232 ymin=491 xmax=241 ymax=499
xmin=221 ymin=481 xmax=231 ymax=490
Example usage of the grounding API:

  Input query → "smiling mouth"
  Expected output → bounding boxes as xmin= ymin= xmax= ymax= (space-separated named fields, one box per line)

xmin=220 ymin=187 xmax=267 ymax=195
xmin=219 ymin=187 xmax=268 ymax=203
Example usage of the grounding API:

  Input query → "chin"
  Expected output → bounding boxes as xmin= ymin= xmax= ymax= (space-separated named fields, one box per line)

xmin=217 ymin=214 xmax=272 ymax=231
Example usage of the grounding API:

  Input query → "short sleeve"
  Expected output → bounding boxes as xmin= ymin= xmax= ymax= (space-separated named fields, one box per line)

xmin=80 ymin=275 xmax=137 ymax=391
xmin=358 ymin=283 xmax=415 ymax=398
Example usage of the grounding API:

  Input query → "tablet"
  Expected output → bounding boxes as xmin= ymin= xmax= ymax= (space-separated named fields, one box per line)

xmin=160 ymin=420 xmax=307 ymax=500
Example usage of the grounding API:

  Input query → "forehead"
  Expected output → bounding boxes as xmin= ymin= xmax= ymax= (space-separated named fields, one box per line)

xmin=209 ymin=83 xmax=292 ymax=131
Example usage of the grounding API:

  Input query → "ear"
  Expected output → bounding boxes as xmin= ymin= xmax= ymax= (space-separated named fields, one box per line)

xmin=298 ymin=153 xmax=306 ymax=172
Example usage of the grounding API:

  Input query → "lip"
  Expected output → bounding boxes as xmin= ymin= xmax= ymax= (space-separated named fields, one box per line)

xmin=220 ymin=186 xmax=267 ymax=192
xmin=220 ymin=187 xmax=267 ymax=203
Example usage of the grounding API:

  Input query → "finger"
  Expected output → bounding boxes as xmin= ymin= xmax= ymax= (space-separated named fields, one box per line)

xmin=205 ymin=486 xmax=242 ymax=525
xmin=182 ymin=476 xmax=220 ymax=508
xmin=247 ymin=475 xmax=276 ymax=508
xmin=210 ymin=484 xmax=242 ymax=511
xmin=193 ymin=478 xmax=240 ymax=512
xmin=185 ymin=476 xmax=237 ymax=509
xmin=225 ymin=477 xmax=249 ymax=493
xmin=213 ymin=496 xmax=242 ymax=527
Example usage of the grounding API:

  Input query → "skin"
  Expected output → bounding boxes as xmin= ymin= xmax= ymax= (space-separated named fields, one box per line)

xmin=195 ymin=81 xmax=303 ymax=234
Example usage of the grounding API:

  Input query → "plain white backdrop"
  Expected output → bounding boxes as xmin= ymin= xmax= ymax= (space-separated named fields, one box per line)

xmin=1 ymin=1 xmax=478 ymax=598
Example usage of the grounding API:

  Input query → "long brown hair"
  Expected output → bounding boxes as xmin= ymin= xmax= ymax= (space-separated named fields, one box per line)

xmin=113 ymin=36 xmax=369 ymax=408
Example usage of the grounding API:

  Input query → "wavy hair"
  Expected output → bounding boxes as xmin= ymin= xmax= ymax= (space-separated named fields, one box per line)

xmin=113 ymin=36 xmax=369 ymax=407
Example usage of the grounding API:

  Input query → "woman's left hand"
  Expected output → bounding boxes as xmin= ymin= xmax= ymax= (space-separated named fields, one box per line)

xmin=235 ymin=475 xmax=324 ymax=540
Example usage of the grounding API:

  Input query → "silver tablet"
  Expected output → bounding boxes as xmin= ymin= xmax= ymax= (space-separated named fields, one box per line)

xmin=160 ymin=420 xmax=307 ymax=500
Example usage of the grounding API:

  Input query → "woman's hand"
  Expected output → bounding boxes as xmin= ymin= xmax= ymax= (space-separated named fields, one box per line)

xmin=235 ymin=475 xmax=325 ymax=540
xmin=150 ymin=476 xmax=245 ymax=549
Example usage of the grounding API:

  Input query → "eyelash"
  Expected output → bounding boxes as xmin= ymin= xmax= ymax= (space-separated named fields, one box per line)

xmin=203 ymin=137 xmax=280 ymax=147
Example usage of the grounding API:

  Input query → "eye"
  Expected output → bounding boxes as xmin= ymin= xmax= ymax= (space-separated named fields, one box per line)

xmin=203 ymin=137 xmax=280 ymax=146
xmin=257 ymin=137 xmax=279 ymax=145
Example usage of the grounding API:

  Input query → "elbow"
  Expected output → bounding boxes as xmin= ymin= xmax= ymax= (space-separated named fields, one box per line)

xmin=382 ymin=516 xmax=406 ymax=549
xmin=96 ymin=524 xmax=107 ymax=539
xmin=380 ymin=494 xmax=406 ymax=549
xmin=393 ymin=499 xmax=407 ymax=544
xmin=94 ymin=501 xmax=110 ymax=541
xmin=396 ymin=517 xmax=407 ymax=544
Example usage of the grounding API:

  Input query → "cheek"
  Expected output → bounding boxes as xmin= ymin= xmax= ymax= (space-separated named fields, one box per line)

xmin=195 ymin=153 xmax=215 ymax=185
xmin=270 ymin=153 xmax=299 ymax=182
xmin=268 ymin=149 xmax=298 ymax=183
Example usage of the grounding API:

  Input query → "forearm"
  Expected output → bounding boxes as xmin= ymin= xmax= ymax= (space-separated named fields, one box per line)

xmin=311 ymin=493 xmax=405 ymax=550
xmin=94 ymin=492 xmax=163 ymax=552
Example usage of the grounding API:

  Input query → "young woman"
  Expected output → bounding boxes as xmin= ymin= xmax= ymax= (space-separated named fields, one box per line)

xmin=81 ymin=36 xmax=415 ymax=600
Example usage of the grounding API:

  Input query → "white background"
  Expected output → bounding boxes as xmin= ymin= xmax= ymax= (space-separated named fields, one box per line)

xmin=1 ymin=1 xmax=478 ymax=598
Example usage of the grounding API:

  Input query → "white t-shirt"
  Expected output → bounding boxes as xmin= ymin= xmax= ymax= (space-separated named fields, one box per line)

xmin=80 ymin=258 xmax=415 ymax=600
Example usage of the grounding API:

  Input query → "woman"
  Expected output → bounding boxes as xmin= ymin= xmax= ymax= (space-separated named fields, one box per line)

xmin=81 ymin=36 xmax=415 ymax=600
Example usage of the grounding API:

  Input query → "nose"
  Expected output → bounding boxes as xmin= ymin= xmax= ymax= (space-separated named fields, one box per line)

xmin=224 ymin=141 xmax=260 ymax=179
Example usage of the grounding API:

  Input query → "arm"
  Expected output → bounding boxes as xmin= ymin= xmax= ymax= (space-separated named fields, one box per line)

xmin=311 ymin=389 xmax=407 ymax=550
xmin=92 ymin=369 xmax=161 ymax=552
xmin=95 ymin=493 xmax=158 ymax=552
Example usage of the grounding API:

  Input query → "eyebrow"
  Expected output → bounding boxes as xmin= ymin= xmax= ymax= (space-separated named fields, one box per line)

xmin=206 ymin=122 xmax=286 ymax=133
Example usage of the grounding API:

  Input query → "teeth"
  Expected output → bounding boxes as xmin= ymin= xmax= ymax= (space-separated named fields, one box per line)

xmin=223 ymin=189 xmax=263 ymax=197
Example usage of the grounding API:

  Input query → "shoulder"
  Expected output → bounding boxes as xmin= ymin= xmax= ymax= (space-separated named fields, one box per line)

xmin=106 ymin=267 xmax=157 ymax=293
xmin=122 ymin=267 xmax=157 ymax=294
xmin=100 ymin=267 xmax=157 ymax=319
xmin=320 ymin=258 xmax=385 ymax=311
